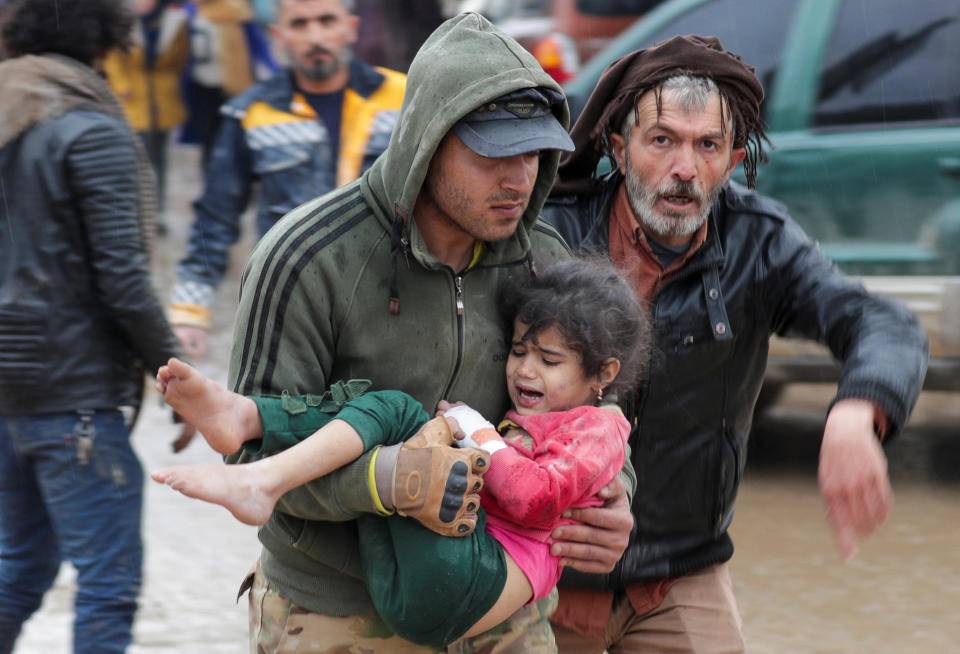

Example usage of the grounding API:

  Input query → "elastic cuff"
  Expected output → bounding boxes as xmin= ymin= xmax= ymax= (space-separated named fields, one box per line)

xmin=831 ymin=384 xmax=905 ymax=441
xmin=368 ymin=446 xmax=395 ymax=516
xmin=168 ymin=302 xmax=212 ymax=330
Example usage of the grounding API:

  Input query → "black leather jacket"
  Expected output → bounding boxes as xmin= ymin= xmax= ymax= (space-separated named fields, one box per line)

xmin=0 ymin=109 xmax=178 ymax=416
xmin=544 ymin=174 xmax=928 ymax=586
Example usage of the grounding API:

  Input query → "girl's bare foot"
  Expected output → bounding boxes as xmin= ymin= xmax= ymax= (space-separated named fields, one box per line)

xmin=156 ymin=358 xmax=261 ymax=455
xmin=151 ymin=461 xmax=281 ymax=526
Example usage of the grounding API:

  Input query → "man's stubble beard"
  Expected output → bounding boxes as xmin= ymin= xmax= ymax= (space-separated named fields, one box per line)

xmin=294 ymin=44 xmax=352 ymax=82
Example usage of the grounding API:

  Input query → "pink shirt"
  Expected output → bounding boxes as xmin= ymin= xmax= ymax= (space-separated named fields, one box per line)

xmin=481 ymin=405 xmax=630 ymax=599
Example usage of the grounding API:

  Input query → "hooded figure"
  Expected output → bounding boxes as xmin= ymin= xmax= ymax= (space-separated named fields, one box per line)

xmin=225 ymin=12 xmax=587 ymax=651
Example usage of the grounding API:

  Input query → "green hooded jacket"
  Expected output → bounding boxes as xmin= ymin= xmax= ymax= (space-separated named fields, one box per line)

xmin=226 ymin=13 xmax=573 ymax=617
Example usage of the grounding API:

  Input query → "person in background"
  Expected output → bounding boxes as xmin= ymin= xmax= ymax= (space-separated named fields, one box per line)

xmin=541 ymin=34 xmax=929 ymax=652
xmin=181 ymin=0 xmax=277 ymax=167
xmin=104 ymin=0 xmax=191 ymax=236
xmin=0 ymin=1 xmax=192 ymax=652
xmin=167 ymin=0 xmax=406 ymax=361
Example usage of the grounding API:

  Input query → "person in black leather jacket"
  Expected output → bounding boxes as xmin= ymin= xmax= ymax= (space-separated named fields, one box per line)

xmin=0 ymin=2 xmax=191 ymax=652
xmin=540 ymin=35 xmax=929 ymax=653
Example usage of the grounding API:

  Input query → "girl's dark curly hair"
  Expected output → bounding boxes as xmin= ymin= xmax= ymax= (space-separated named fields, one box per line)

xmin=1 ymin=0 xmax=133 ymax=64
xmin=500 ymin=259 xmax=650 ymax=401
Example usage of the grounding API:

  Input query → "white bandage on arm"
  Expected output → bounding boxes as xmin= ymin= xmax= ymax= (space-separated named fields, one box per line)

xmin=443 ymin=405 xmax=507 ymax=455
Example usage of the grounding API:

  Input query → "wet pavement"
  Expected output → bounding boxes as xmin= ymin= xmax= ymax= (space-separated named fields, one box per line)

xmin=12 ymin=144 xmax=960 ymax=653
xmin=734 ymin=385 xmax=960 ymax=654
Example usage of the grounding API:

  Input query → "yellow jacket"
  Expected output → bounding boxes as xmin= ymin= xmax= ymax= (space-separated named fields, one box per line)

xmin=191 ymin=0 xmax=258 ymax=97
xmin=104 ymin=6 xmax=190 ymax=131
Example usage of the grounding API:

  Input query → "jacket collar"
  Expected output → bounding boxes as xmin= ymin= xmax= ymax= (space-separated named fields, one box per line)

xmin=345 ymin=57 xmax=387 ymax=98
xmin=0 ymin=54 xmax=123 ymax=147
xmin=255 ymin=58 xmax=386 ymax=114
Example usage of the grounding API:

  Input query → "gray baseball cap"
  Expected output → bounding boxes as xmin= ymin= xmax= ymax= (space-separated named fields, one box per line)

xmin=452 ymin=88 xmax=574 ymax=158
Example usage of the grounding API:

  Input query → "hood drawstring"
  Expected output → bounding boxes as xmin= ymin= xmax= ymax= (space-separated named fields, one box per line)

xmin=388 ymin=205 xmax=408 ymax=315
xmin=525 ymin=250 xmax=538 ymax=279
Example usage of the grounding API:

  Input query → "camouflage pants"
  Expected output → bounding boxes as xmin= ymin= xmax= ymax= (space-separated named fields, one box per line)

xmin=449 ymin=591 xmax=558 ymax=654
xmin=241 ymin=559 xmax=558 ymax=653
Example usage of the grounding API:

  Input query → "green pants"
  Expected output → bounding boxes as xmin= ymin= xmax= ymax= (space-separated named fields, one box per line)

xmin=249 ymin=389 xmax=507 ymax=649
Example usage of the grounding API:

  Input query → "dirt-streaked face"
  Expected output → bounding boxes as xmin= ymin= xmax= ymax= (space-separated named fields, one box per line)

xmin=418 ymin=133 xmax=540 ymax=246
xmin=505 ymin=321 xmax=596 ymax=416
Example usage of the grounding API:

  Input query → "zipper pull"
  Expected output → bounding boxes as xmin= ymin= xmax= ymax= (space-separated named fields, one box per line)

xmin=455 ymin=275 xmax=464 ymax=316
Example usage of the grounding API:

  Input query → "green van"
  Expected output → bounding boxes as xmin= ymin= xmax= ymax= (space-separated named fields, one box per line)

xmin=564 ymin=0 xmax=960 ymax=401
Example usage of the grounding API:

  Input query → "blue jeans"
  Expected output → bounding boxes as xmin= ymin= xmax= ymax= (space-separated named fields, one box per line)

xmin=0 ymin=410 xmax=144 ymax=654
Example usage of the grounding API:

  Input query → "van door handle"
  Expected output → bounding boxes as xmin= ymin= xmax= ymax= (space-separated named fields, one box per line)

xmin=938 ymin=157 xmax=960 ymax=178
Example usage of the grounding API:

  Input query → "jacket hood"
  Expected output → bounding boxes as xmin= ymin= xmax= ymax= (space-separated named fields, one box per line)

xmin=364 ymin=12 xmax=569 ymax=266
xmin=0 ymin=55 xmax=110 ymax=149
xmin=0 ymin=53 xmax=158 ymax=248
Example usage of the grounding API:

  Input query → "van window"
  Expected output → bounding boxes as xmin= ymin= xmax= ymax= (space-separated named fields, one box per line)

xmin=814 ymin=0 xmax=960 ymax=126
xmin=644 ymin=0 xmax=799 ymax=121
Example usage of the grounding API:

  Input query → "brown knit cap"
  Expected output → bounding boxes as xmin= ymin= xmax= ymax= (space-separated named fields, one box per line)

xmin=555 ymin=34 xmax=769 ymax=194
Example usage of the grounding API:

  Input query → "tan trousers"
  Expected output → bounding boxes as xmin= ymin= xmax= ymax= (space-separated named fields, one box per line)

xmin=552 ymin=563 xmax=746 ymax=654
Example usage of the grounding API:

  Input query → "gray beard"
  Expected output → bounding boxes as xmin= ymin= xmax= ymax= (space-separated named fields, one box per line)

xmin=623 ymin=152 xmax=723 ymax=240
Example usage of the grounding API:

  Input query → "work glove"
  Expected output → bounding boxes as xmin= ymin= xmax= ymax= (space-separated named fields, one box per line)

xmin=391 ymin=416 xmax=489 ymax=537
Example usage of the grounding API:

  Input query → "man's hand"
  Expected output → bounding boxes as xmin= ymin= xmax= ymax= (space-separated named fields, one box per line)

xmin=550 ymin=476 xmax=633 ymax=573
xmin=173 ymin=325 xmax=209 ymax=361
xmin=818 ymin=398 xmax=893 ymax=561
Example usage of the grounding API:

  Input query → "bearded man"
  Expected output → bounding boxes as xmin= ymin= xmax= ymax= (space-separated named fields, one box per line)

xmin=542 ymin=35 xmax=928 ymax=653
xmin=168 ymin=0 xmax=406 ymax=360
